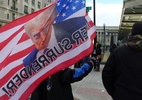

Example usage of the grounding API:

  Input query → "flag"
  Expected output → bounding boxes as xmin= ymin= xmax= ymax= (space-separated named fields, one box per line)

xmin=0 ymin=0 xmax=96 ymax=99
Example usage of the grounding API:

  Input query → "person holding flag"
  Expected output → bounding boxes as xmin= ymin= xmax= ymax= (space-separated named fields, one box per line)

xmin=30 ymin=56 xmax=96 ymax=100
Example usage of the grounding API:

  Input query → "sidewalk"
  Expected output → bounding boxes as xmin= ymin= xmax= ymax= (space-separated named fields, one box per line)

xmin=72 ymin=64 xmax=112 ymax=100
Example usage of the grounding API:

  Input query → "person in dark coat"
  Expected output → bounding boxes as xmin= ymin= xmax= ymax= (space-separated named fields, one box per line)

xmin=30 ymin=57 xmax=96 ymax=100
xmin=95 ymin=42 xmax=102 ymax=71
xmin=102 ymin=22 xmax=142 ymax=100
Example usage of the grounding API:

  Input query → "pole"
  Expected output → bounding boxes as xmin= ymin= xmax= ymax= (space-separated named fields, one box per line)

xmin=93 ymin=0 xmax=95 ymax=23
xmin=103 ymin=23 xmax=106 ymax=53
xmin=93 ymin=0 xmax=96 ymax=51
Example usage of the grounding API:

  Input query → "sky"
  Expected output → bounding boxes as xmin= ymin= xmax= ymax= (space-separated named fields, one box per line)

xmin=86 ymin=0 xmax=123 ymax=26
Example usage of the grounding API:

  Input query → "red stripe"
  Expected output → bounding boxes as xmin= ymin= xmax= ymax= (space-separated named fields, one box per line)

xmin=91 ymin=31 xmax=96 ymax=40
xmin=1 ymin=94 xmax=9 ymax=100
xmin=18 ymin=32 xmax=30 ymax=43
xmin=89 ymin=21 xmax=95 ymax=27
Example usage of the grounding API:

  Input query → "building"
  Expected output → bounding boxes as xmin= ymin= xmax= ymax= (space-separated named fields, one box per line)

xmin=119 ymin=0 xmax=142 ymax=39
xmin=0 ymin=0 xmax=54 ymax=27
xmin=96 ymin=26 xmax=119 ymax=52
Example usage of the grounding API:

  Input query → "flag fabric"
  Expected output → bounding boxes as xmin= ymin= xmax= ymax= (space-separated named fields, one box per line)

xmin=0 ymin=0 xmax=96 ymax=100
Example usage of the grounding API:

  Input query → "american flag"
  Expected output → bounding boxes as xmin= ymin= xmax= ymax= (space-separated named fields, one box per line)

xmin=0 ymin=0 xmax=96 ymax=99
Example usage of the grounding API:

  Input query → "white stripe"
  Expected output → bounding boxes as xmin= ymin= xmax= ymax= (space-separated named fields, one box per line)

xmin=85 ymin=15 xmax=92 ymax=23
xmin=88 ymin=25 xmax=96 ymax=35
xmin=0 ymin=29 xmax=25 ymax=63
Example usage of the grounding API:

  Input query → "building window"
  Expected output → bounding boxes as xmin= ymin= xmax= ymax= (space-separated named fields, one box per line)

xmin=47 ymin=0 xmax=51 ymax=2
xmin=7 ymin=14 xmax=9 ymax=19
xmin=38 ymin=2 xmax=41 ymax=9
xmin=24 ymin=5 xmax=28 ymax=14
xmin=12 ymin=13 xmax=15 ymax=20
xmin=32 ymin=0 xmax=35 ymax=6
xmin=25 ymin=0 xmax=28 ymax=3
xmin=44 ymin=3 xmax=46 ymax=7
xmin=31 ymin=8 xmax=35 ymax=13
xmin=8 ymin=0 xmax=10 ymax=5
xmin=11 ymin=0 xmax=18 ymax=11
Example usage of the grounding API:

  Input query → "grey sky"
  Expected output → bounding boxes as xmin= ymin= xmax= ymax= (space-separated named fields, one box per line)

xmin=86 ymin=0 xmax=123 ymax=26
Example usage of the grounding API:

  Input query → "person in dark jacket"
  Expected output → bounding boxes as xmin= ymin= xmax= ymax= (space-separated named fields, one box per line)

xmin=102 ymin=22 xmax=142 ymax=100
xmin=30 ymin=57 xmax=96 ymax=100
xmin=95 ymin=42 xmax=102 ymax=71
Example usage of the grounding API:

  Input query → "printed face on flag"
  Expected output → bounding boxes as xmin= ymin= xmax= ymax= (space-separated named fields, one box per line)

xmin=24 ymin=4 xmax=58 ymax=50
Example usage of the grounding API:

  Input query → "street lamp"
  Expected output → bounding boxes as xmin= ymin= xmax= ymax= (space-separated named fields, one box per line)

xmin=93 ymin=0 xmax=97 ymax=50
xmin=93 ymin=0 xmax=95 ymax=23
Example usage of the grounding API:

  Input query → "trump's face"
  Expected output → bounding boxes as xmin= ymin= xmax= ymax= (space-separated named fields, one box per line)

xmin=24 ymin=4 xmax=57 ymax=50
xmin=25 ymin=17 xmax=54 ymax=50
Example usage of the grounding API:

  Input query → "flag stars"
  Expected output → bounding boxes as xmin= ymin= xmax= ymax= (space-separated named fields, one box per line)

xmin=75 ymin=0 xmax=79 ymax=3
xmin=82 ymin=0 xmax=85 ymax=5
xmin=57 ymin=2 xmax=60 ymax=6
xmin=65 ymin=6 xmax=69 ymax=10
xmin=72 ymin=6 xmax=76 ymax=10
xmin=62 ymin=13 xmax=66 ymax=17
xmin=62 ymin=4 xmax=66 ymax=8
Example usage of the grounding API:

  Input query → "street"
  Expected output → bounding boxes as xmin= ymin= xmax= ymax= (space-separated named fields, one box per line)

xmin=72 ymin=64 xmax=112 ymax=100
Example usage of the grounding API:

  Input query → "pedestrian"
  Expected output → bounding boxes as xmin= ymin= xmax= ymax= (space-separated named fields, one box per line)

xmin=102 ymin=22 xmax=142 ymax=100
xmin=91 ymin=54 xmax=99 ymax=70
xmin=95 ymin=42 xmax=102 ymax=71
xmin=30 ymin=57 xmax=96 ymax=100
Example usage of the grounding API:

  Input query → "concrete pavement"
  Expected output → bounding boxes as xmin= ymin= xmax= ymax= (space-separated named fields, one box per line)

xmin=72 ymin=64 xmax=112 ymax=100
